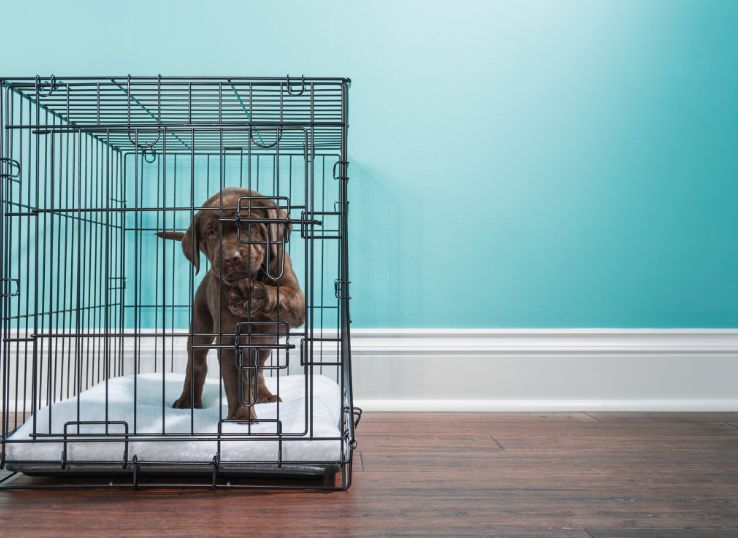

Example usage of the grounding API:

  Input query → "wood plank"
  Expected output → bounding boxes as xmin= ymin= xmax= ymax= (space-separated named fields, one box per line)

xmin=495 ymin=434 xmax=738 ymax=453
xmin=357 ymin=434 xmax=501 ymax=452
xmin=357 ymin=420 xmax=738 ymax=436
xmin=588 ymin=530 xmax=738 ymax=538
xmin=2 ymin=412 xmax=738 ymax=537
xmin=587 ymin=412 xmax=738 ymax=424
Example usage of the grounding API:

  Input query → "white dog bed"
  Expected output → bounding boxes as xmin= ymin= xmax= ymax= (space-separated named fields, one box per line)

xmin=6 ymin=372 xmax=343 ymax=467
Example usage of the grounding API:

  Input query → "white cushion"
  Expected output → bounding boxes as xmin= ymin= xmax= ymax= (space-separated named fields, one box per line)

xmin=7 ymin=372 xmax=343 ymax=465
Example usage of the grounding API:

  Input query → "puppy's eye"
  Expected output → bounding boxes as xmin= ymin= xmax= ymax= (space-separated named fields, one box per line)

xmin=207 ymin=229 xmax=217 ymax=239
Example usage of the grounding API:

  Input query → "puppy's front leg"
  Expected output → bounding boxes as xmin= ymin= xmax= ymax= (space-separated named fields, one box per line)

xmin=219 ymin=335 xmax=258 ymax=421
xmin=255 ymin=348 xmax=281 ymax=404
xmin=249 ymin=278 xmax=302 ymax=405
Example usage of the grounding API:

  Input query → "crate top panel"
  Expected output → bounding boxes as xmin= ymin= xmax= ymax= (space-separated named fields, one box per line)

xmin=0 ymin=76 xmax=349 ymax=153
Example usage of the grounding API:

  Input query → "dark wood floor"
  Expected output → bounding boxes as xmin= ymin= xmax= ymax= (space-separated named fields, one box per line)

xmin=2 ymin=412 xmax=738 ymax=537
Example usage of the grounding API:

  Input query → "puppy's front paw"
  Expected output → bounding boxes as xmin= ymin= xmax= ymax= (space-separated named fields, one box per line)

xmin=244 ymin=280 xmax=270 ymax=315
xmin=228 ymin=405 xmax=257 ymax=421
xmin=228 ymin=279 xmax=271 ymax=317
xmin=257 ymin=381 xmax=282 ymax=403
xmin=173 ymin=394 xmax=203 ymax=409
xmin=257 ymin=391 xmax=282 ymax=404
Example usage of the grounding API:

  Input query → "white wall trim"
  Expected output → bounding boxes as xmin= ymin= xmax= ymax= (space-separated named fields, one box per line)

xmin=4 ymin=329 xmax=738 ymax=412
xmin=348 ymin=329 xmax=738 ymax=412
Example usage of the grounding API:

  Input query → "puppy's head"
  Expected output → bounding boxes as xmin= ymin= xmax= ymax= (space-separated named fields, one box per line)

xmin=162 ymin=188 xmax=290 ymax=285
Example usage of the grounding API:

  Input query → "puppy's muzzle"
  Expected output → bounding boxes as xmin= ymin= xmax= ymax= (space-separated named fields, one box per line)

xmin=222 ymin=249 xmax=242 ymax=271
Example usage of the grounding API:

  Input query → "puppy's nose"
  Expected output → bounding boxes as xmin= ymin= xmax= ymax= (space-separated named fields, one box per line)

xmin=223 ymin=250 xmax=241 ymax=266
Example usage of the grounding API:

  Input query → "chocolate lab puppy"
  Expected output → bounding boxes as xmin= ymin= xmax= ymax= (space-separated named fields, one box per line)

xmin=158 ymin=188 xmax=305 ymax=420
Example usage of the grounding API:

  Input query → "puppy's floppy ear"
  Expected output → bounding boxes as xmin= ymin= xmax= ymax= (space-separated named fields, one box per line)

xmin=181 ymin=215 xmax=201 ymax=274
xmin=265 ymin=204 xmax=290 ymax=277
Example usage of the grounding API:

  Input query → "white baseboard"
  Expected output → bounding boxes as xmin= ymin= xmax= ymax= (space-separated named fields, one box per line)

xmin=349 ymin=329 xmax=738 ymax=412
xmin=5 ymin=329 xmax=738 ymax=412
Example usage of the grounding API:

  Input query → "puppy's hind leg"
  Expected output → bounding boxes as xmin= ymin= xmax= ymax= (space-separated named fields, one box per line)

xmin=173 ymin=283 xmax=213 ymax=409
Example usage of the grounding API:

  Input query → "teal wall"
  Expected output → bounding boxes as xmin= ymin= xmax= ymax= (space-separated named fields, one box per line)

xmin=2 ymin=0 xmax=737 ymax=328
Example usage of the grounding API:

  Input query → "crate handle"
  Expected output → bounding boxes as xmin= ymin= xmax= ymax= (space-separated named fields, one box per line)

xmin=352 ymin=407 xmax=363 ymax=428
xmin=0 ymin=158 xmax=21 ymax=182
xmin=285 ymin=74 xmax=306 ymax=96
xmin=1 ymin=278 xmax=19 ymax=298
xmin=35 ymin=75 xmax=58 ymax=97
xmin=249 ymin=127 xmax=282 ymax=149
xmin=142 ymin=146 xmax=157 ymax=163
xmin=332 ymin=160 xmax=349 ymax=180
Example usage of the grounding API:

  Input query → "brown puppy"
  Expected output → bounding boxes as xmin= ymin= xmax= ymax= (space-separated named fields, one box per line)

xmin=158 ymin=188 xmax=305 ymax=420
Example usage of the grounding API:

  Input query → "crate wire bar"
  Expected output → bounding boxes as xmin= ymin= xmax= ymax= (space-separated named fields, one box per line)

xmin=0 ymin=75 xmax=357 ymax=489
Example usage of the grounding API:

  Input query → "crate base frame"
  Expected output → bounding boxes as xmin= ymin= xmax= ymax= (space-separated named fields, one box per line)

xmin=2 ymin=461 xmax=347 ymax=490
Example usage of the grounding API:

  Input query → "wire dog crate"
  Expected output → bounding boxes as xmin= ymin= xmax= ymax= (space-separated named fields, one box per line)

xmin=0 ymin=75 xmax=358 ymax=489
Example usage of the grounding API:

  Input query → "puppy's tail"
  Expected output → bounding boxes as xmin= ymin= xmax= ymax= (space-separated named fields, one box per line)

xmin=156 ymin=231 xmax=185 ymax=241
